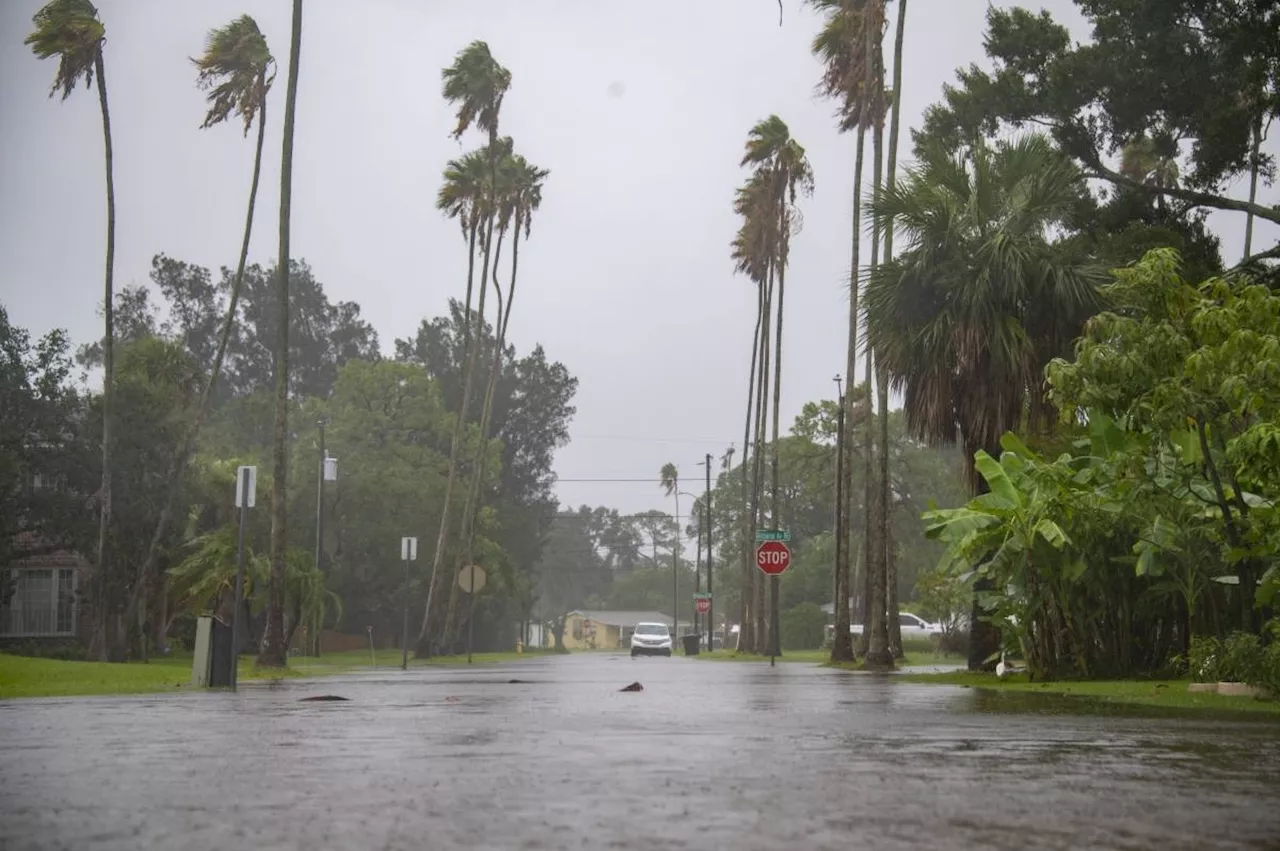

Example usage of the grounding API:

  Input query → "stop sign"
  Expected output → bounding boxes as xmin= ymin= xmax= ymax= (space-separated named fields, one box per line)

xmin=755 ymin=540 xmax=791 ymax=575
xmin=695 ymin=597 xmax=710 ymax=614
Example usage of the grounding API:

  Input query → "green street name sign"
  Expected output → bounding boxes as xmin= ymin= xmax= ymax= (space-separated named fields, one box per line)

xmin=693 ymin=593 xmax=712 ymax=601
xmin=755 ymin=529 xmax=791 ymax=542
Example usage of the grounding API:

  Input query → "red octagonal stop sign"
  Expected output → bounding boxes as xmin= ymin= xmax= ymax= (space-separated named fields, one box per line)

xmin=755 ymin=540 xmax=791 ymax=575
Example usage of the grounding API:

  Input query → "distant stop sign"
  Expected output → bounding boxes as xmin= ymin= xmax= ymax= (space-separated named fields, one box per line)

xmin=755 ymin=540 xmax=791 ymax=575
xmin=695 ymin=597 xmax=711 ymax=615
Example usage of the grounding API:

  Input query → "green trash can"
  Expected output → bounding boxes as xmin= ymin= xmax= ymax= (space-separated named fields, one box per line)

xmin=681 ymin=634 xmax=700 ymax=656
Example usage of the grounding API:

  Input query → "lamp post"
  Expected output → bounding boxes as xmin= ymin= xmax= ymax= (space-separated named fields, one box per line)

xmin=314 ymin=420 xmax=336 ymax=657
xmin=833 ymin=374 xmax=848 ymax=659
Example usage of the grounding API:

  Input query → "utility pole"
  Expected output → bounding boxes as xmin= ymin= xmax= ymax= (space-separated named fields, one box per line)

xmin=832 ymin=375 xmax=849 ymax=660
xmin=231 ymin=465 xmax=256 ymax=690
xmin=313 ymin=419 xmax=325 ymax=657
xmin=705 ymin=452 xmax=713 ymax=652
xmin=401 ymin=536 xmax=417 ymax=670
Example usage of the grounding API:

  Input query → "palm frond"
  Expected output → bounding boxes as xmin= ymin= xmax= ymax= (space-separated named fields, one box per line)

xmin=25 ymin=0 xmax=104 ymax=101
xmin=191 ymin=15 xmax=274 ymax=134
xmin=441 ymin=40 xmax=512 ymax=140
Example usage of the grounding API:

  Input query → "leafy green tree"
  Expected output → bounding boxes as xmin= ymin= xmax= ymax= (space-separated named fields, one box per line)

xmin=261 ymin=0 xmax=305 ymax=668
xmin=533 ymin=513 xmax=612 ymax=650
xmin=780 ymin=601 xmax=827 ymax=650
xmin=26 ymin=0 xmax=116 ymax=660
xmin=865 ymin=134 xmax=1101 ymax=669
xmin=0 ymin=309 xmax=94 ymax=604
xmin=919 ymin=3 xmax=1280 ymax=247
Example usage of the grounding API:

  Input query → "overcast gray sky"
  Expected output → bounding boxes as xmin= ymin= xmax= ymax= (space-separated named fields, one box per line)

xmin=1 ymin=0 xmax=1276 ymax=527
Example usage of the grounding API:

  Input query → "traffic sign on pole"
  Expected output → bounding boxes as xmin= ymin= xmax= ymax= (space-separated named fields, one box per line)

xmin=235 ymin=466 xmax=257 ymax=508
xmin=755 ymin=529 xmax=791 ymax=543
xmin=755 ymin=540 xmax=792 ymax=575
xmin=694 ymin=595 xmax=711 ymax=615
xmin=401 ymin=536 xmax=417 ymax=561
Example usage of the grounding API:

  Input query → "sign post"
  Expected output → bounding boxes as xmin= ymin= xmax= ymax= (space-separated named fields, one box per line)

xmin=400 ymin=536 xmax=417 ymax=670
xmin=457 ymin=564 xmax=487 ymax=664
xmin=754 ymin=532 xmax=791 ymax=666
xmin=230 ymin=465 xmax=256 ymax=690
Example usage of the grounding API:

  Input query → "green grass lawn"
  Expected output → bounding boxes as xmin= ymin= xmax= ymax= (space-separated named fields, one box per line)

xmin=0 ymin=647 xmax=552 ymax=699
xmin=899 ymin=670 xmax=1280 ymax=716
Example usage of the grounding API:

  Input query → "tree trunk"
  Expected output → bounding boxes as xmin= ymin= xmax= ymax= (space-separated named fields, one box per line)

xmin=833 ymin=127 xmax=867 ymax=665
xmin=738 ymin=282 xmax=763 ymax=654
xmin=418 ymin=165 xmax=498 ymax=657
xmin=260 ymin=0 xmax=304 ymax=668
xmin=752 ymin=263 xmax=774 ymax=653
xmin=768 ymin=218 xmax=786 ymax=659
xmin=864 ymin=103 xmax=892 ymax=670
xmin=460 ymin=220 xmax=480 ymax=356
xmin=447 ymin=218 xmax=520 ymax=648
xmin=1243 ymin=114 xmax=1263 ymax=260
xmin=126 ymin=75 xmax=269 ymax=659
xmin=90 ymin=51 xmax=116 ymax=662
xmin=880 ymin=0 xmax=908 ymax=663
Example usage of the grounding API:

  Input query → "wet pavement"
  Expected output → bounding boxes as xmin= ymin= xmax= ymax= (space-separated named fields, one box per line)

xmin=2 ymin=653 xmax=1278 ymax=850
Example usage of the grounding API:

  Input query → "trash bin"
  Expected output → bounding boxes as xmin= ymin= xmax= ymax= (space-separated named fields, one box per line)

xmin=208 ymin=617 xmax=234 ymax=687
xmin=681 ymin=634 xmax=700 ymax=656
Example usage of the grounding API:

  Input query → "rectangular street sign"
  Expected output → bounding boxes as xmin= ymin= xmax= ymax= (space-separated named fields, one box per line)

xmin=692 ymin=593 xmax=712 ymax=601
xmin=401 ymin=536 xmax=418 ymax=561
xmin=235 ymin=465 xmax=257 ymax=508
xmin=755 ymin=529 xmax=791 ymax=542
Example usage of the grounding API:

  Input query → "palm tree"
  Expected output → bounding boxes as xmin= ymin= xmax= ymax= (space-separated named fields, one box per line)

xmin=126 ymin=15 xmax=275 ymax=659
xmin=807 ymin=0 xmax=881 ymax=664
xmin=436 ymin=149 xmax=491 ymax=355
xmin=660 ymin=463 xmax=680 ymax=632
xmin=418 ymin=42 xmax=511 ymax=656
xmin=27 ymin=0 xmax=115 ymax=660
xmin=740 ymin=116 xmax=813 ymax=658
xmin=445 ymin=151 xmax=549 ymax=647
xmin=880 ymin=0 xmax=909 ymax=660
xmin=730 ymin=172 xmax=776 ymax=653
xmin=865 ymin=134 xmax=1101 ymax=670
xmin=260 ymin=0 xmax=304 ymax=668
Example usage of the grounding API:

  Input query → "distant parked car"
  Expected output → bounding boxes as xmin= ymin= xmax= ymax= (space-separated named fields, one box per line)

xmin=847 ymin=612 xmax=942 ymax=639
xmin=630 ymin=622 xmax=673 ymax=657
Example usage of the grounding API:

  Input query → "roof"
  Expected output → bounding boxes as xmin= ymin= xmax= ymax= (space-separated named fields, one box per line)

xmin=567 ymin=610 xmax=674 ymax=628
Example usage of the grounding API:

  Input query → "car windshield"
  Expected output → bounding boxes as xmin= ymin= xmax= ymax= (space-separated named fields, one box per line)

xmin=635 ymin=624 xmax=668 ymax=637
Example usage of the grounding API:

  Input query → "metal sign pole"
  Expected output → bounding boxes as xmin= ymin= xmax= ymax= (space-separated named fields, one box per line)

xmin=231 ymin=465 xmax=253 ymax=691
xmin=401 ymin=536 xmax=416 ymax=670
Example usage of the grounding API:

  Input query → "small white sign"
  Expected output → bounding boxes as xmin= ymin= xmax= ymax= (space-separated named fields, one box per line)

xmin=401 ymin=536 xmax=418 ymax=561
xmin=235 ymin=465 xmax=257 ymax=508
xmin=323 ymin=456 xmax=338 ymax=482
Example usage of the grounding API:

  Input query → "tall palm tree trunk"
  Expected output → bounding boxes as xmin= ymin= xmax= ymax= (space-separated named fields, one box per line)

xmin=460 ymin=221 xmax=480 ymax=354
xmin=738 ymin=283 xmax=763 ymax=653
xmin=767 ymin=217 xmax=787 ymax=659
xmin=260 ymin=0 xmax=303 ymax=668
xmin=126 ymin=79 xmax=268 ymax=658
xmin=445 ymin=222 xmax=516 ymax=648
xmin=418 ymin=201 xmax=496 ymax=656
xmin=833 ymin=128 xmax=866 ymax=665
xmin=752 ymin=266 xmax=774 ymax=651
xmin=863 ymin=106 xmax=892 ymax=670
xmin=91 ymin=50 xmax=117 ymax=662
xmin=881 ymin=0 xmax=907 ymax=661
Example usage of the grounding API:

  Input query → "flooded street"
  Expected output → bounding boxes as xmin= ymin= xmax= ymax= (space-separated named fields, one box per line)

xmin=2 ymin=653 xmax=1278 ymax=850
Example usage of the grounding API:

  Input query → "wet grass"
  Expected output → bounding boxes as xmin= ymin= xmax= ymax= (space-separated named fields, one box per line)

xmin=696 ymin=648 xmax=963 ymax=667
xmin=0 ymin=647 xmax=552 ymax=699
xmin=901 ymin=670 xmax=1280 ymax=718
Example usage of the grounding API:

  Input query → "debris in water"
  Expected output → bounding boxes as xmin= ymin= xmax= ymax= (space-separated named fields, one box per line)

xmin=620 ymin=682 xmax=643 ymax=692
xmin=299 ymin=695 xmax=349 ymax=702
xmin=507 ymin=679 xmax=528 ymax=684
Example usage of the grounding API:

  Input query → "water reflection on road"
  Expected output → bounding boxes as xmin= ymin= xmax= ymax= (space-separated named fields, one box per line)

xmin=2 ymin=654 xmax=1277 ymax=850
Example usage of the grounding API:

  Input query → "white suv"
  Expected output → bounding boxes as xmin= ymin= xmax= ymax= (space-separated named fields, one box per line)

xmin=630 ymin=622 xmax=673 ymax=657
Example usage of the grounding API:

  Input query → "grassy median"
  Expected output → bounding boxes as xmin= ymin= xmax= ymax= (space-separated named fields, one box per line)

xmin=0 ymin=647 xmax=551 ymax=699
xmin=899 ymin=670 xmax=1280 ymax=717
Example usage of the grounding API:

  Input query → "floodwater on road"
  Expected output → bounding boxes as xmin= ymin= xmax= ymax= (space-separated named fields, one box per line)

xmin=1 ymin=653 xmax=1277 ymax=851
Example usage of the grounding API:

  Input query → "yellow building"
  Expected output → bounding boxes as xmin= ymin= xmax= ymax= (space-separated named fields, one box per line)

xmin=558 ymin=610 xmax=676 ymax=650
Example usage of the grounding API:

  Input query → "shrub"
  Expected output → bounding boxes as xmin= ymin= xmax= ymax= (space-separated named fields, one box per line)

xmin=780 ymin=602 xmax=827 ymax=650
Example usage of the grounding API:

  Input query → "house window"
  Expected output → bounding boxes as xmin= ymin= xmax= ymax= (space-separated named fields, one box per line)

xmin=1 ymin=569 xmax=77 ymax=637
